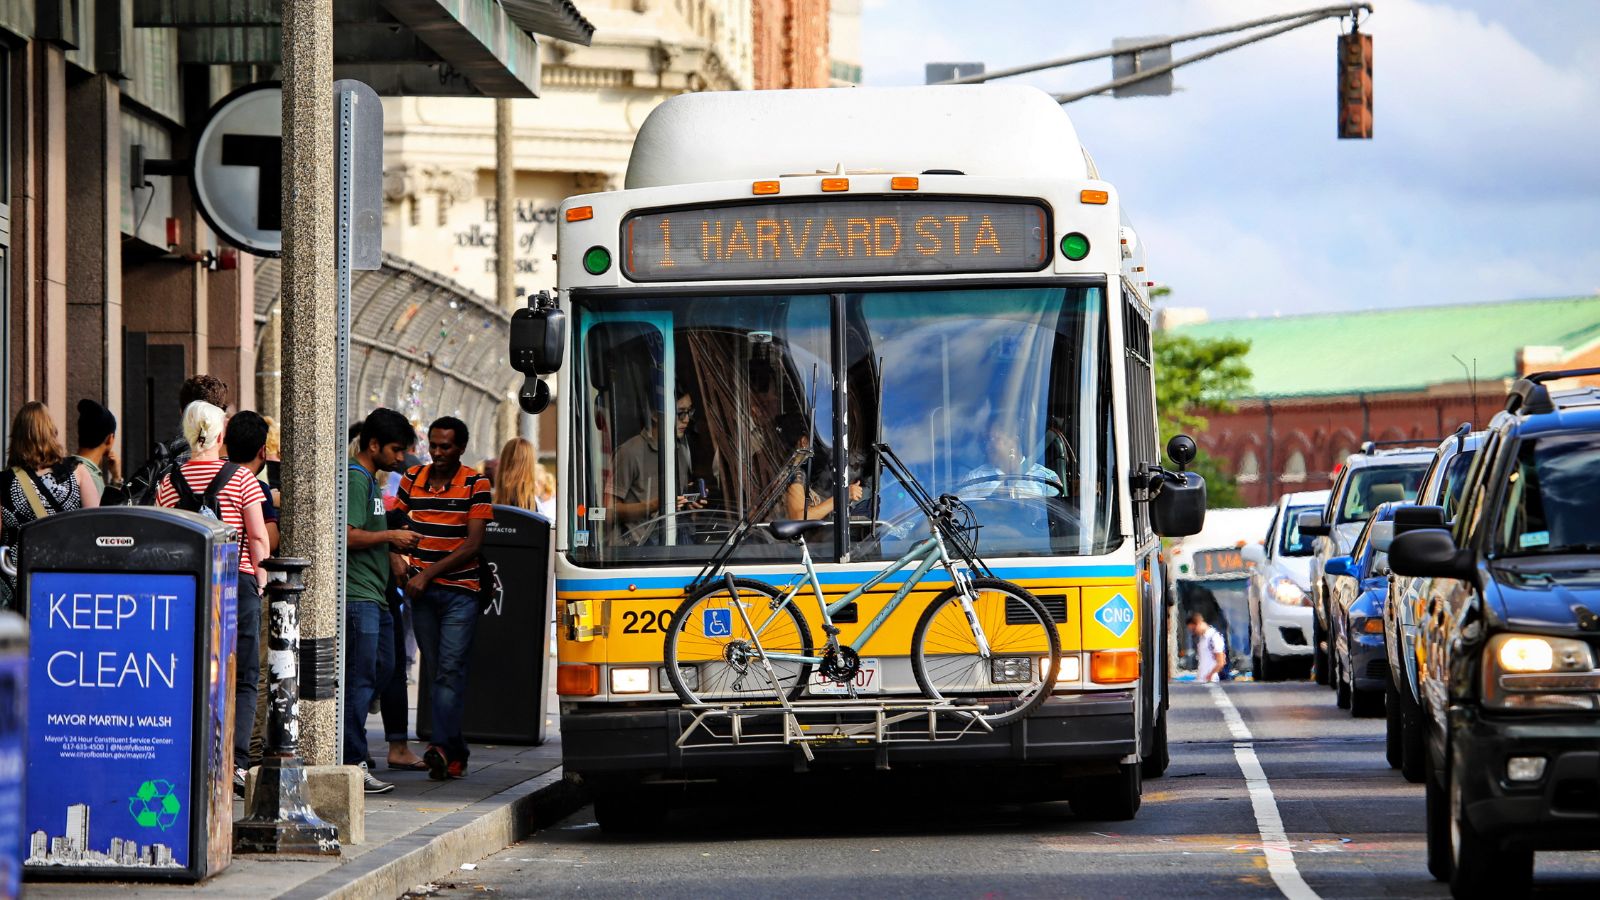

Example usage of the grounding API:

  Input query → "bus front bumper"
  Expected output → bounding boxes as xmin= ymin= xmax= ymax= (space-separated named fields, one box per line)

xmin=562 ymin=690 xmax=1138 ymax=780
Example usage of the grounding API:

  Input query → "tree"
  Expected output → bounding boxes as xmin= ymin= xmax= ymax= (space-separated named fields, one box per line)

xmin=1150 ymin=287 xmax=1252 ymax=508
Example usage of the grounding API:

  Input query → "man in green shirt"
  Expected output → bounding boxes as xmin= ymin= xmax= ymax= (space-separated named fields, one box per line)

xmin=73 ymin=399 xmax=117 ymax=496
xmin=344 ymin=408 xmax=420 ymax=794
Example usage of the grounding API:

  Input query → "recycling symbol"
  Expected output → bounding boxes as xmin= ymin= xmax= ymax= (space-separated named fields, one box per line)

xmin=129 ymin=779 xmax=182 ymax=830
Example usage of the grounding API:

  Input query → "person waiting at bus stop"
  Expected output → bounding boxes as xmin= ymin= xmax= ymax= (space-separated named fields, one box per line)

xmin=394 ymin=416 xmax=493 ymax=780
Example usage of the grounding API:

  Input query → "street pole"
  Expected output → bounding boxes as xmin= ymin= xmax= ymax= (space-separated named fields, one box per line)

xmin=277 ymin=0 xmax=339 ymax=766
xmin=496 ymin=98 xmax=520 ymax=454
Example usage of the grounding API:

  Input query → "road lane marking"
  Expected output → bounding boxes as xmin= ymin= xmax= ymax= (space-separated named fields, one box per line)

xmin=1207 ymin=683 xmax=1321 ymax=900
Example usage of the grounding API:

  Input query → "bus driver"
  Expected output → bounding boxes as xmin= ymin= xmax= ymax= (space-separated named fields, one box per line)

xmin=960 ymin=420 xmax=1062 ymax=499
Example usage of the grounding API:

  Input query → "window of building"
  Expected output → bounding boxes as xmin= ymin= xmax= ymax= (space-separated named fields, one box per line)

xmin=1237 ymin=449 xmax=1260 ymax=483
xmin=1282 ymin=449 xmax=1308 ymax=483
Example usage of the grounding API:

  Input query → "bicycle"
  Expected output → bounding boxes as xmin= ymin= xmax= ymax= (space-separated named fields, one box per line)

xmin=662 ymin=443 xmax=1062 ymax=727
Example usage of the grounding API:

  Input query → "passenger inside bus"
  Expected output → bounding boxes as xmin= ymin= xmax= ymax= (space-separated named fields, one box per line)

xmin=606 ymin=387 xmax=705 ymax=544
xmin=775 ymin=412 xmax=862 ymax=521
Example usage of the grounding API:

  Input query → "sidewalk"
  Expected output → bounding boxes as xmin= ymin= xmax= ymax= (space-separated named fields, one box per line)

xmin=28 ymin=682 xmax=574 ymax=899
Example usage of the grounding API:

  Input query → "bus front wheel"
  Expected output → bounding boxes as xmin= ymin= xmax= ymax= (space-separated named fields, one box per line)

xmin=1072 ymin=762 xmax=1142 ymax=821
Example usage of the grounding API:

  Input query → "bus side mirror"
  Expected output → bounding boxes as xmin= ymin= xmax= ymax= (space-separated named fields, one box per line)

xmin=1166 ymin=434 xmax=1197 ymax=470
xmin=519 ymin=377 xmax=551 ymax=415
xmin=510 ymin=304 xmax=566 ymax=376
xmin=1152 ymin=471 xmax=1206 ymax=537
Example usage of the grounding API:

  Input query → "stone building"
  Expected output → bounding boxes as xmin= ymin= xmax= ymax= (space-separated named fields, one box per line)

xmin=1170 ymin=295 xmax=1600 ymax=507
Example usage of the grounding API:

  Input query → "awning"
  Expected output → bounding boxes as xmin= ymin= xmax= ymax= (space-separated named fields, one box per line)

xmin=255 ymin=253 xmax=519 ymax=452
xmin=132 ymin=0 xmax=593 ymax=96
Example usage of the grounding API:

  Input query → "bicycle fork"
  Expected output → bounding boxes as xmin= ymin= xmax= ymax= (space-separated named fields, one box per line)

xmin=936 ymin=530 xmax=994 ymax=660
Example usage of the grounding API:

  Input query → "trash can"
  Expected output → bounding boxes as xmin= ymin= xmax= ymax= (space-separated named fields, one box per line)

xmin=418 ymin=505 xmax=552 ymax=745
xmin=0 ymin=613 xmax=26 ymax=899
xmin=17 ymin=508 xmax=238 ymax=883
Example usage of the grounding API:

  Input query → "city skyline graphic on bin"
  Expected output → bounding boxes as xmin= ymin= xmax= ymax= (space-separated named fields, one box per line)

xmin=26 ymin=799 xmax=181 ymax=868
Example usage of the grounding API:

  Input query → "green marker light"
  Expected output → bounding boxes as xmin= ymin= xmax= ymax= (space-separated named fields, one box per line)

xmin=583 ymin=246 xmax=612 ymax=275
xmin=1061 ymin=233 xmax=1090 ymax=261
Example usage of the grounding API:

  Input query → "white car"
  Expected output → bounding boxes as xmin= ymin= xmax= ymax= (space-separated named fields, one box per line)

xmin=1242 ymin=489 xmax=1330 ymax=680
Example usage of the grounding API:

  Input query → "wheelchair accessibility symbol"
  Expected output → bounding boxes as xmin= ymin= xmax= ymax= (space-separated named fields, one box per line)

xmin=703 ymin=608 xmax=732 ymax=637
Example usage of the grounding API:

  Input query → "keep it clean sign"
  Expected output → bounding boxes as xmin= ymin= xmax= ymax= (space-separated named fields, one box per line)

xmin=25 ymin=572 xmax=196 ymax=872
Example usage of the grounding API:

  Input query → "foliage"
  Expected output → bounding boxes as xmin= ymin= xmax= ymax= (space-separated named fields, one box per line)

xmin=1150 ymin=286 xmax=1253 ymax=508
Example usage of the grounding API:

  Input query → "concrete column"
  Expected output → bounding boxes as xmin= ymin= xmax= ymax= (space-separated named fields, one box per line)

xmin=64 ymin=74 xmax=123 ymax=449
xmin=278 ymin=0 xmax=340 ymax=766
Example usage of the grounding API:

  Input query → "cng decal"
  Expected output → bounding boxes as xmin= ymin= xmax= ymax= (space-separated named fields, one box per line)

xmin=1093 ymin=593 xmax=1135 ymax=639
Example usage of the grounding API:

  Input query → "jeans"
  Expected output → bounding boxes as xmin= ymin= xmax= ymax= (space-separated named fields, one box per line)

xmin=235 ymin=573 xmax=262 ymax=772
xmin=412 ymin=585 xmax=479 ymax=763
xmin=380 ymin=591 xmax=411 ymax=743
xmin=342 ymin=600 xmax=396 ymax=766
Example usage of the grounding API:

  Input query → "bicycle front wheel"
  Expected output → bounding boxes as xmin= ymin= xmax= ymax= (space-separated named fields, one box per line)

xmin=911 ymin=577 xmax=1061 ymax=726
xmin=664 ymin=577 xmax=813 ymax=705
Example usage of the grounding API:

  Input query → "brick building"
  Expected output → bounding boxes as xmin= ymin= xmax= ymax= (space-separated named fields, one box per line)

xmin=1169 ymin=295 xmax=1600 ymax=507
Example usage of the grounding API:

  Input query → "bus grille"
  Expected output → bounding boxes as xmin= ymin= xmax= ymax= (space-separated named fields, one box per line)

xmin=1008 ymin=595 xmax=1068 ymax=624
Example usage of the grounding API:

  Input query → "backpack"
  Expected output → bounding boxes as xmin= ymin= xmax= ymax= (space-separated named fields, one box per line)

xmin=120 ymin=438 xmax=187 ymax=506
xmin=170 ymin=462 xmax=241 ymax=522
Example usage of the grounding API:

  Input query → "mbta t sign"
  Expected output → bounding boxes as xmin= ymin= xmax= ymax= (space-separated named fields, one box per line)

xmin=192 ymin=83 xmax=285 ymax=256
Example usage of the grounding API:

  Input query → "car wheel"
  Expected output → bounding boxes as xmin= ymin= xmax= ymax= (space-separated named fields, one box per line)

xmin=1351 ymin=686 xmax=1384 ymax=718
xmin=1073 ymin=762 xmax=1142 ymax=821
xmin=1312 ymin=614 xmax=1330 ymax=686
xmin=593 ymin=790 xmax=670 ymax=834
xmin=1449 ymin=756 xmax=1533 ymax=897
xmin=1400 ymin=690 xmax=1427 ymax=784
xmin=1335 ymin=655 xmax=1352 ymax=709
xmin=1425 ymin=750 xmax=1452 ymax=881
xmin=1384 ymin=682 xmax=1404 ymax=768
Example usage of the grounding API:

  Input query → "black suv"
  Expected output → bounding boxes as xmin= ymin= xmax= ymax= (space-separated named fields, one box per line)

xmin=1391 ymin=369 xmax=1600 ymax=897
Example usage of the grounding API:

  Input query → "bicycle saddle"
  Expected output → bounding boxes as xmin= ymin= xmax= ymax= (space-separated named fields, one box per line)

xmin=767 ymin=519 xmax=832 ymax=541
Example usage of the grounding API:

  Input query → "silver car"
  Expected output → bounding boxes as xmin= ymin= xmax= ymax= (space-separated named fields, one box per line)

xmin=1243 ymin=489 xmax=1328 ymax=680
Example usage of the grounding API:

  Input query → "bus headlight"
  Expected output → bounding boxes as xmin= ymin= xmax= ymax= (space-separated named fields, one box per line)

xmin=609 ymin=667 xmax=652 ymax=694
xmin=1483 ymin=633 xmax=1598 ymax=710
xmin=990 ymin=657 xmax=1034 ymax=684
xmin=1270 ymin=577 xmax=1310 ymax=607
xmin=1039 ymin=655 xmax=1081 ymax=684
xmin=658 ymin=665 xmax=699 ymax=693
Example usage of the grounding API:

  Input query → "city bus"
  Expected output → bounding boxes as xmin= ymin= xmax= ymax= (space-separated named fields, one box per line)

xmin=528 ymin=85 xmax=1205 ymax=830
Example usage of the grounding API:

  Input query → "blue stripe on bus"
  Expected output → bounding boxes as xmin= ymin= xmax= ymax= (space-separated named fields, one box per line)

xmin=556 ymin=564 xmax=1135 ymax=593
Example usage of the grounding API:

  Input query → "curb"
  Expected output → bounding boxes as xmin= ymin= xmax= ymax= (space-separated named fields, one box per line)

xmin=276 ymin=766 xmax=581 ymax=900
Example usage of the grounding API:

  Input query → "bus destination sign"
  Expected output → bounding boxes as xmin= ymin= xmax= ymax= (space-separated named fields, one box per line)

xmin=621 ymin=198 xmax=1049 ymax=281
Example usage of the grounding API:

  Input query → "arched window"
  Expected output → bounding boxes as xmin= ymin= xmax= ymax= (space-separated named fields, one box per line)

xmin=1282 ymin=449 xmax=1308 ymax=483
xmin=1237 ymin=449 xmax=1260 ymax=483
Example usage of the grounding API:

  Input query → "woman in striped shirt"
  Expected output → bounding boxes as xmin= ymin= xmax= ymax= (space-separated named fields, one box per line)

xmin=157 ymin=400 xmax=270 ymax=795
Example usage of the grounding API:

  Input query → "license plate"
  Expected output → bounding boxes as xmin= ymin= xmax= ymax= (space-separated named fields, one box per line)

xmin=810 ymin=658 xmax=879 ymax=695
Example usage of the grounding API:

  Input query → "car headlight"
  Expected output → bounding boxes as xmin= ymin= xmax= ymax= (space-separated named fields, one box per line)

xmin=1483 ymin=633 xmax=1599 ymax=711
xmin=1270 ymin=576 xmax=1310 ymax=607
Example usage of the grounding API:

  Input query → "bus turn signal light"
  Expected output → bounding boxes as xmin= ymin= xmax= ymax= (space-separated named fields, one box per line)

xmin=557 ymin=664 xmax=600 ymax=696
xmin=890 ymin=176 xmax=919 ymax=191
xmin=821 ymin=177 xmax=849 ymax=192
xmin=752 ymin=180 xmax=780 ymax=195
xmin=1090 ymin=650 xmax=1140 ymax=684
xmin=565 ymin=206 xmax=593 ymax=223
xmin=1080 ymin=189 xmax=1109 ymax=205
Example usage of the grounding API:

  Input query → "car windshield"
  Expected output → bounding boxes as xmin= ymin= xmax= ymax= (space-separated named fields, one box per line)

xmin=1280 ymin=504 xmax=1320 ymax=556
xmin=567 ymin=284 xmax=1118 ymax=566
xmin=1497 ymin=431 xmax=1600 ymax=556
xmin=1337 ymin=463 xmax=1426 ymax=523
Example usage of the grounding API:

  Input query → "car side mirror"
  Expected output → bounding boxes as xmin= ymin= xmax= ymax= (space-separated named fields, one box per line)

xmin=1152 ymin=471 xmax=1206 ymax=537
xmin=510 ymin=303 xmax=566 ymax=376
xmin=1166 ymin=434 xmax=1197 ymax=470
xmin=1324 ymin=555 xmax=1355 ymax=578
xmin=1370 ymin=521 xmax=1395 ymax=553
xmin=1389 ymin=529 xmax=1474 ymax=581
xmin=1393 ymin=504 xmax=1445 ymax=536
xmin=1298 ymin=510 xmax=1329 ymax=537
xmin=1241 ymin=543 xmax=1267 ymax=566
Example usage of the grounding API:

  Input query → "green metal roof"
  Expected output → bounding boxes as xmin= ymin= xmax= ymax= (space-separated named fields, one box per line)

xmin=1171 ymin=295 xmax=1600 ymax=400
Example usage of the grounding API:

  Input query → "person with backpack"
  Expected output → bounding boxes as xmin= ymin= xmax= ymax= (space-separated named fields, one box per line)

xmin=1 ymin=402 xmax=100 ymax=607
xmin=156 ymin=400 xmax=269 ymax=796
xmin=116 ymin=374 xmax=229 ymax=506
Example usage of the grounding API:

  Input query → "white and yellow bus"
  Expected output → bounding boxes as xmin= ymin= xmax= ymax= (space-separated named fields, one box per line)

xmin=528 ymin=85 xmax=1205 ymax=830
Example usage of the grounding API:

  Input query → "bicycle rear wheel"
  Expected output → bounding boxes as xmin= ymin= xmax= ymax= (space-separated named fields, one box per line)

xmin=664 ymin=577 xmax=813 ymax=705
xmin=911 ymin=577 xmax=1060 ymax=727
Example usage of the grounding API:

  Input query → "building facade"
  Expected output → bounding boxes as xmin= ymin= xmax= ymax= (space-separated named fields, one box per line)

xmin=1170 ymin=296 xmax=1600 ymax=507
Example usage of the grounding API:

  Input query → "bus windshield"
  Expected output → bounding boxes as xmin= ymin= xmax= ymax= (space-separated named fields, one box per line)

xmin=568 ymin=283 xmax=1117 ymax=566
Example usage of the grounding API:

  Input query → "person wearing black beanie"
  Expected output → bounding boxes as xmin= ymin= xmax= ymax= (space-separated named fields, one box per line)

xmin=73 ymin=399 xmax=118 ymax=496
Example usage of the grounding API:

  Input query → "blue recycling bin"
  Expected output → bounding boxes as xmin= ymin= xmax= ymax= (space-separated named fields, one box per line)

xmin=16 ymin=508 xmax=238 ymax=883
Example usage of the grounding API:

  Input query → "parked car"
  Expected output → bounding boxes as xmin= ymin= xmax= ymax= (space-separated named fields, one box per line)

xmin=1299 ymin=443 xmax=1433 ymax=686
xmin=1391 ymin=368 xmax=1600 ymax=897
xmin=1242 ymin=489 xmax=1329 ymax=680
xmin=1168 ymin=506 xmax=1276 ymax=678
xmin=1383 ymin=426 xmax=1482 ymax=781
xmin=1326 ymin=502 xmax=1401 ymax=717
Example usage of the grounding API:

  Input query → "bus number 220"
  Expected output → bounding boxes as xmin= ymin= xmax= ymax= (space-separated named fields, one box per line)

xmin=620 ymin=608 xmax=672 ymax=634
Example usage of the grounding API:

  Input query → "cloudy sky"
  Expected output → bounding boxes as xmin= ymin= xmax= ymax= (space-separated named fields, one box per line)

xmin=859 ymin=0 xmax=1600 ymax=320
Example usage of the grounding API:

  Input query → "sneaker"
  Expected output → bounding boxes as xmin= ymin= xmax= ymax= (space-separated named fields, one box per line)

xmin=423 ymin=745 xmax=448 ymax=782
xmin=446 ymin=758 xmax=468 ymax=779
xmin=359 ymin=762 xmax=395 ymax=795
xmin=233 ymin=767 xmax=247 ymax=799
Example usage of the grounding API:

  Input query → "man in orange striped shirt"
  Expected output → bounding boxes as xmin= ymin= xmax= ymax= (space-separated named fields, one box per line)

xmin=395 ymin=416 xmax=493 ymax=780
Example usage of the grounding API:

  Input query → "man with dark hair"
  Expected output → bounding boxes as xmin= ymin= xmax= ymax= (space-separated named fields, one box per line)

xmin=345 ymin=408 xmax=420 ymax=793
xmin=1187 ymin=612 xmax=1227 ymax=683
xmin=609 ymin=389 xmax=701 ymax=543
xmin=225 ymin=411 xmax=279 ymax=556
xmin=394 ymin=415 xmax=492 ymax=780
xmin=179 ymin=374 xmax=229 ymax=412
xmin=73 ymin=399 xmax=118 ymax=496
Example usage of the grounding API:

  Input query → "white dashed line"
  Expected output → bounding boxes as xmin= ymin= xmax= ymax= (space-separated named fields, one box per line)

xmin=1207 ymin=683 xmax=1321 ymax=900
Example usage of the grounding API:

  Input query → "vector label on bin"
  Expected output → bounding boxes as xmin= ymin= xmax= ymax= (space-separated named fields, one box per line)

xmin=1092 ymin=593 xmax=1136 ymax=639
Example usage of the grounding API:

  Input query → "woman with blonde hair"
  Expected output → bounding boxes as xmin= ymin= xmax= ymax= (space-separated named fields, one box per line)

xmin=156 ymin=400 xmax=270 ymax=795
xmin=2 ymin=402 xmax=101 ymax=601
xmin=534 ymin=461 xmax=556 ymax=520
xmin=492 ymin=437 xmax=539 ymax=512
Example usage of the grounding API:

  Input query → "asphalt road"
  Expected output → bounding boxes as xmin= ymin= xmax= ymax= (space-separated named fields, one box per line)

xmin=416 ymin=682 xmax=1600 ymax=899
